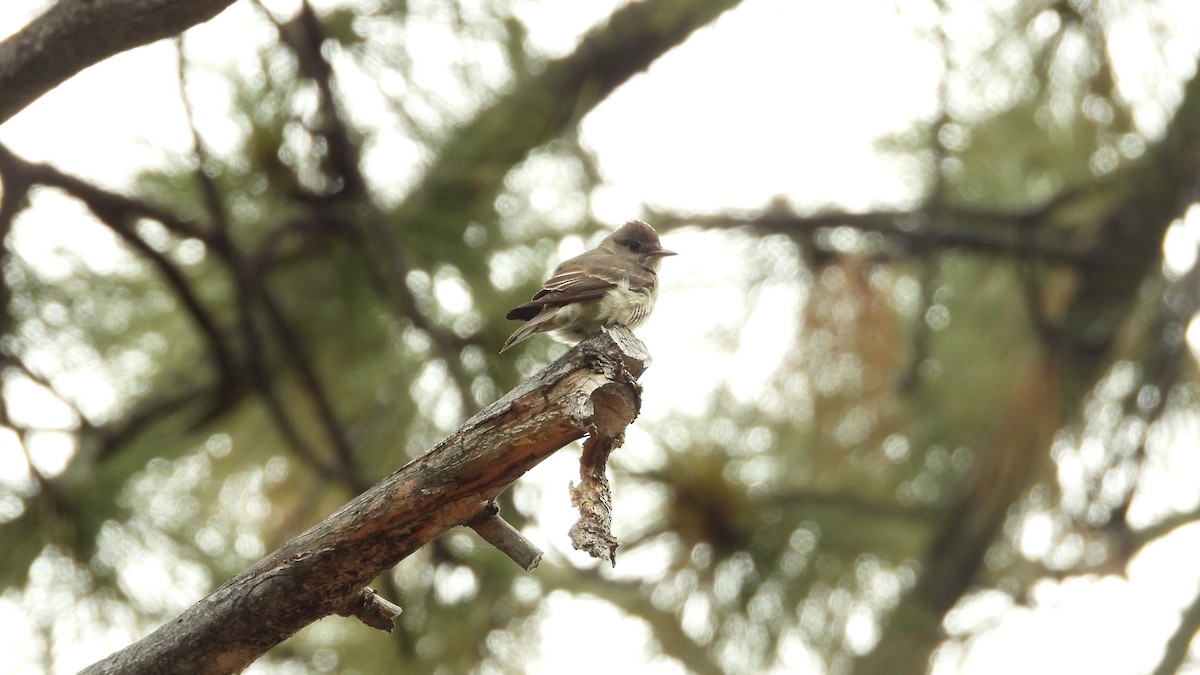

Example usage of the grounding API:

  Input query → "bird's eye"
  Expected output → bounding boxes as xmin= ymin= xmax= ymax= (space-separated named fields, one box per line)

xmin=626 ymin=241 xmax=642 ymax=252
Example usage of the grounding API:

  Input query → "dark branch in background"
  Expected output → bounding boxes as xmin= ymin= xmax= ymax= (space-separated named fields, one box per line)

xmin=0 ymin=139 xmax=239 ymax=458
xmin=260 ymin=0 xmax=476 ymax=412
xmin=402 ymin=0 xmax=745 ymax=226
xmin=0 ymin=144 xmax=210 ymax=241
xmin=0 ymin=147 xmax=30 ymax=236
xmin=1057 ymin=54 xmax=1200 ymax=375
xmin=0 ymin=139 xmax=366 ymax=492
xmin=252 ymin=0 xmax=472 ymax=505
xmin=1106 ymin=248 xmax=1200 ymax=675
xmin=0 ymin=144 xmax=239 ymax=395
xmin=0 ymin=353 xmax=203 ymax=478
xmin=227 ymin=247 xmax=365 ymax=490
xmin=175 ymin=36 xmax=231 ymax=240
xmin=164 ymin=35 xmax=255 ymax=433
xmin=177 ymin=37 xmax=372 ymax=494
xmin=81 ymin=327 xmax=648 ymax=675
xmin=96 ymin=387 xmax=212 ymax=460
xmin=1100 ymin=253 xmax=1199 ymax=525
xmin=1153 ymin=588 xmax=1200 ymax=675
xmin=650 ymin=202 xmax=1094 ymax=265
xmin=0 ymin=355 xmax=93 ymax=434
xmin=255 ymin=282 xmax=368 ymax=490
xmin=0 ymin=0 xmax=237 ymax=124
xmin=276 ymin=0 xmax=366 ymax=200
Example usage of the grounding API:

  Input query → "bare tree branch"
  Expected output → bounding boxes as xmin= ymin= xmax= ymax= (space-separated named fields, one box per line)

xmin=0 ymin=0 xmax=237 ymax=124
xmin=80 ymin=326 xmax=649 ymax=675
xmin=469 ymin=503 xmax=544 ymax=572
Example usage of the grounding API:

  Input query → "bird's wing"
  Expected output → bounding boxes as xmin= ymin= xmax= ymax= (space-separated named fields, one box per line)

xmin=505 ymin=268 xmax=616 ymax=321
xmin=505 ymin=256 xmax=651 ymax=321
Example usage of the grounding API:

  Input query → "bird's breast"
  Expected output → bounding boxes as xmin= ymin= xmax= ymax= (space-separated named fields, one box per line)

xmin=597 ymin=278 xmax=656 ymax=328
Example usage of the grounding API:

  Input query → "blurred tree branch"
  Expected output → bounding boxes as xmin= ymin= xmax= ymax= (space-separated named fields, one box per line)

xmin=0 ymin=0 xmax=237 ymax=124
xmin=651 ymin=198 xmax=1094 ymax=265
xmin=81 ymin=327 xmax=648 ymax=675
xmin=397 ymin=0 xmax=744 ymax=234
xmin=1153 ymin=572 xmax=1200 ymax=675
xmin=257 ymin=0 xmax=478 ymax=412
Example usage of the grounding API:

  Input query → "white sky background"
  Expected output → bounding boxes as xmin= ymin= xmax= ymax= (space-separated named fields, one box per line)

xmin=2 ymin=0 xmax=1200 ymax=674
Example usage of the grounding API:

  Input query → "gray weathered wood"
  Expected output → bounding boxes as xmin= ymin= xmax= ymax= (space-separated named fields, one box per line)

xmin=81 ymin=326 xmax=649 ymax=675
xmin=469 ymin=504 xmax=544 ymax=572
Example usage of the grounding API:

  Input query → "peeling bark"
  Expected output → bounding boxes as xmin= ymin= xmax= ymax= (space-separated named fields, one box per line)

xmin=81 ymin=326 xmax=649 ymax=675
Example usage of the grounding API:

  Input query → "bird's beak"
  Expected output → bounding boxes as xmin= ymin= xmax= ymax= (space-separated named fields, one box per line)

xmin=648 ymin=248 xmax=677 ymax=258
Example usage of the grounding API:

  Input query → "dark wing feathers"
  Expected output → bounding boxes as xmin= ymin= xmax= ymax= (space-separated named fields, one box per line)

xmin=506 ymin=256 xmax=638 ymax=320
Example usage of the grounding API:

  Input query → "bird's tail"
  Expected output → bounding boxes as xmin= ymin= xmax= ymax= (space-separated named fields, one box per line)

xmin=500 ymin=313 xmax=556 ymax=352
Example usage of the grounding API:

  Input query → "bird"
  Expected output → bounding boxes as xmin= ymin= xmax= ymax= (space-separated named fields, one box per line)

xmin=501 ymin=220 xmax=676 ymax=352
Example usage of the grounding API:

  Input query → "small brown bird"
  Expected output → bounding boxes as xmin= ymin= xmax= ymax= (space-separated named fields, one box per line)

xmin=501 ymin=220 xmax=676 ymax=352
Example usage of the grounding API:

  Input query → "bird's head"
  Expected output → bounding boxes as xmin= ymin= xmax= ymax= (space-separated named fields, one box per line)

xmin=603 ymin=220 xmax=677 ymax=271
